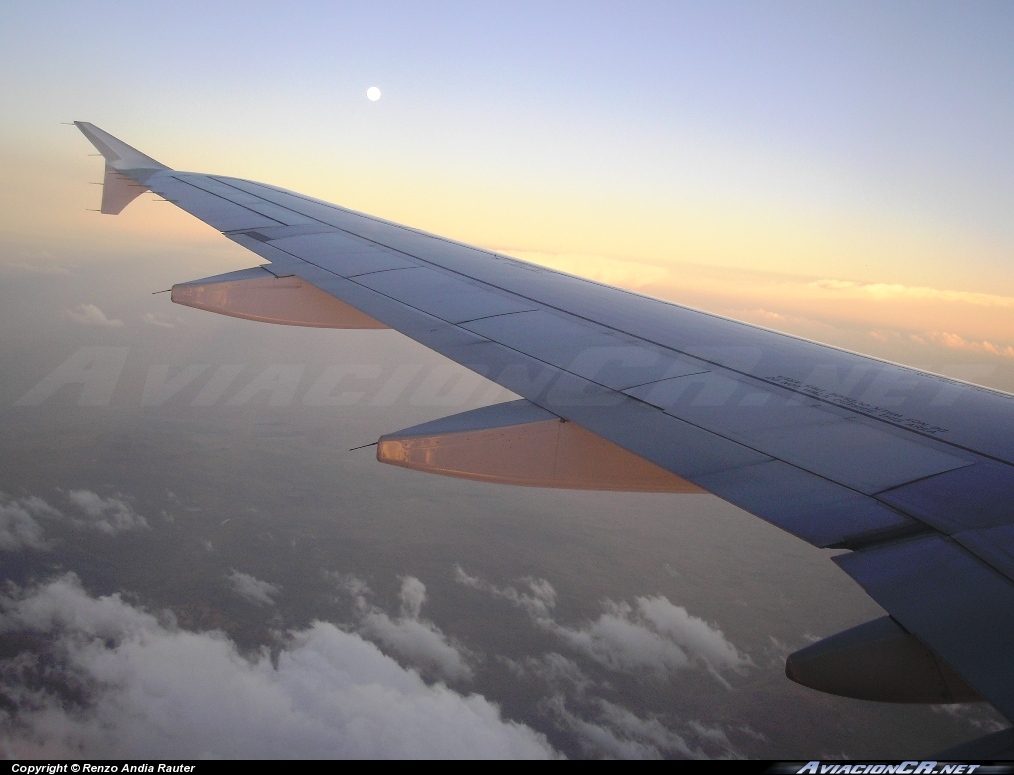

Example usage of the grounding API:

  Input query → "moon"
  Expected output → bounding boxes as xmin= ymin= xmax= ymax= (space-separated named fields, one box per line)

xmin=366 ymin=86 xmax=381 ymax=102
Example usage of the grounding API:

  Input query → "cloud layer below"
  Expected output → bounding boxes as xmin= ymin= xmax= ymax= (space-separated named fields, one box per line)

xmin=227 ymin=570 xmax=281 ymax=606
xmin=456 ymin=567 xmax=748 ymax=686
xmin=349 ymin=575 xmax=475 ymax=683
xmin=457 ymin=568 xmax=753 ymax=758
xmin=0 ymin=494 xmax=54 ymax=551
xmin=0 ymin=575 xmax=557 ymax=759
xmin=0 ymin=490 xmax=148 ymax=551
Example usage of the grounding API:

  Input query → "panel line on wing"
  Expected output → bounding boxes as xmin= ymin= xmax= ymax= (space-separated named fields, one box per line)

xmin=213 ymin=179 xmax=1014 ymax=464
xmin=166 ymin=176 xmax=289 ymax=226
xmin=345 ymin=267 xmax=420 ymax=278
xmin=214 ymin=221 xmax=975 ymax=505
xmin=202 ymin=175 xmax=1014 ymax=473
xmin=453 ymin=309 xmax=547 ymax=326
xmin=168 ymin=178 xmax=314 ymax=230
xmin=276 ymin=259 xmax=956 ymax=525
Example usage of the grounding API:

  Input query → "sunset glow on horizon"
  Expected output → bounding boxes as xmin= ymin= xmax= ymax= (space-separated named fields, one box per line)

xmin=2 ymin=0 xmax=1013 ymax=387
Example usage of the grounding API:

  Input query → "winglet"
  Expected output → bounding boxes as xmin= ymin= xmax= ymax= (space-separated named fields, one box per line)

xmin=74 ymin=122 xmax=168 ymax=172
xmin=97 ymin=165 xmax=149 ymax=215
xmin=74 ymin=122 xmax=169 ymax=214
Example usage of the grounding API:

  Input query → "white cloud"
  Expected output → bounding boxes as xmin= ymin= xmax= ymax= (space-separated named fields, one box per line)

xmin=497 ymin=251 xmax=1014 ymax=311
xmin=806 ymin=279 xmax=1014 ymax=308
xmin=455 ymin=567 xmax=557 ymax=619
xmin=925 ymin=331 xmax=1014 ymax=359
xmin=720 ymin=308 xmax=835 ymax=334
xmin=554 ymin=597 xmax=750 ymax=687
xmin=0 ymin=575 xmax=557 ymax=759
xmin=544 ymin=695 xmax=668 ymax=759
xmin=931 ymin=703 xmax=1009 ymax=735
xmin=867 ymin=328 xmax=1014 ymax=360
xmin=505 ymin=652 xmax=749 ymax=759
xmin=455 ymin=569 xmax=748 ymax=686
xmin=64 ymin=304 xmax=123 ymax=327
xmin=0 ymin=491 xmax=149 ymax=546
xmin=502 ymin=653 xmax=594 ymax=696
xmin=543 ymin=696 xmax=742 ymax=760
xmin=460 ymin=570 xmax=756 ymax=758
xmin=635 ymin=596 xmax=750 ymax=685
xmin=143 ymin=312 xmax=175 ymax=328
xmin=227 ymin=570 xmax=281 ymax=607
xmin=550 ymin=599 xmax=694 ymax=679
xmin=548 ymin=697 xmax=684 ymax=759
xmin=0 ymin=494 xmax=58 ymax=551
xmin=67 ymin=490 xmax=148 ymax=534
xmin=350 ymin=576 xmax=475 ymax=683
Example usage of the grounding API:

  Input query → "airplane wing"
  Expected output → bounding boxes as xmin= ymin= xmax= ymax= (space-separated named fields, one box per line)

xmin=74 ymin=122 xmax=1014 ymax=751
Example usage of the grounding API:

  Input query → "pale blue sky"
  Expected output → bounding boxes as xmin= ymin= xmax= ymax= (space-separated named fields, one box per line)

xmin=2 ymin=2 xmax=1013 ymax=344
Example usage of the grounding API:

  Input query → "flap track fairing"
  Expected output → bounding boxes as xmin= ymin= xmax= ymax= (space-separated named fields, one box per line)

xmin=785 ymin=615 xmax=980 ymax=703
xmin=171 ymin=267 xmax=389 ymax=329
xmin=377 ymin=399 xmax=706 ymax=492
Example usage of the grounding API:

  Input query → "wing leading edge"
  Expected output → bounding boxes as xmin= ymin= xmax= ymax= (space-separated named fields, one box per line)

xmin=73 ymin=122 xmax=1014 ymax=748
